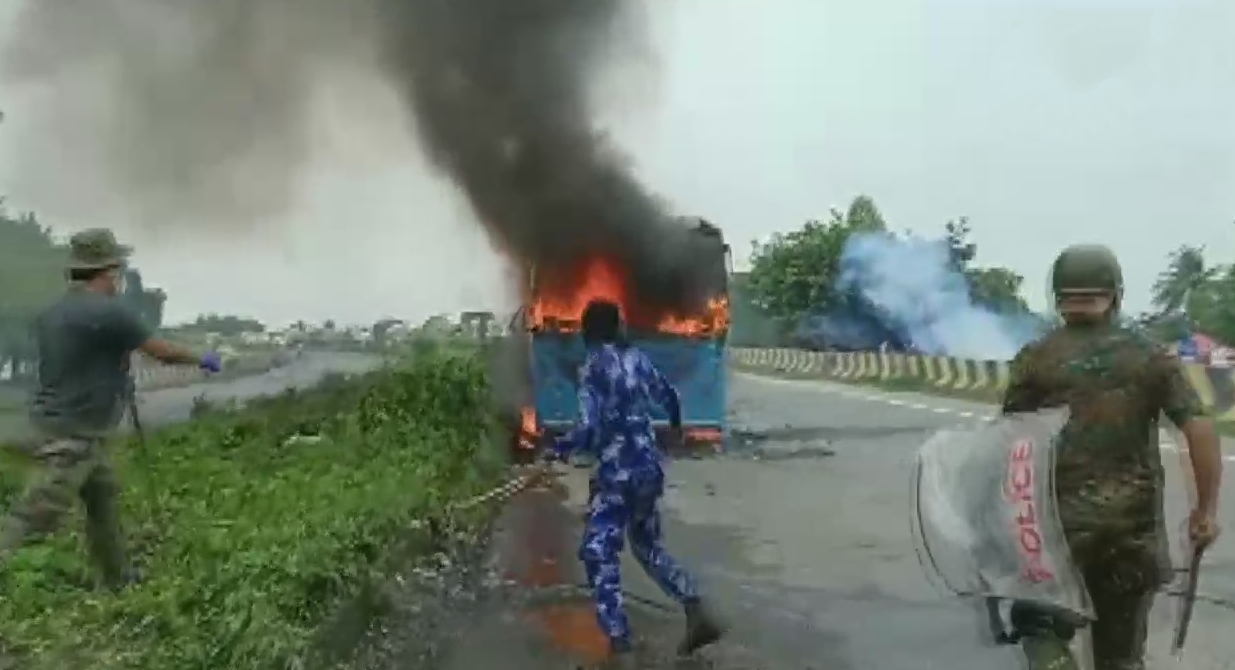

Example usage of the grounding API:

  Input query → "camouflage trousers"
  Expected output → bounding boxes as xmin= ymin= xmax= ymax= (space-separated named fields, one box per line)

xmin=580 ymin=472 xmax=699 ymax=644
xmin=0 ymin=437 xmax=128 ymax=588
xmin=1023 ymin=528 xmax=1163 ymax=670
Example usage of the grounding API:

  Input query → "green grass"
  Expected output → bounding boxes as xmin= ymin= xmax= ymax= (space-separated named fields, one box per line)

xmin=0 ymin=350 xmax=505 ymax=670
xmin=733 ymin=361 xmax=1235 ymax=437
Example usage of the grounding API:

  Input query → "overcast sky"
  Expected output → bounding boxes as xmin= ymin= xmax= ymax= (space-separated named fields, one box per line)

xmin=1 ymin=0 xmax=1232 ymax=326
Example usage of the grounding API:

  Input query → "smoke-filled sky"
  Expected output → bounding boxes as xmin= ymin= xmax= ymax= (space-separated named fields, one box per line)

xmin=0 ymin=0 xmax=1232 ymax=326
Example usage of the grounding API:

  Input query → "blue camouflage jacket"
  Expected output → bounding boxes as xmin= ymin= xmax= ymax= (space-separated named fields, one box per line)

xmin=552 ymin=342 xmax=682 ymax=483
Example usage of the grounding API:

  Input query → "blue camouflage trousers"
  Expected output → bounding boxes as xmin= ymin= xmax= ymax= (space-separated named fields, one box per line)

xmin=579 ymin=471 xmax=698 ymax=643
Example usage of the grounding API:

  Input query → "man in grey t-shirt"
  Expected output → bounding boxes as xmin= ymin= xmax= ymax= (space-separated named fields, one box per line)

xmin=0 ymin=229 xmax=221 ymax=590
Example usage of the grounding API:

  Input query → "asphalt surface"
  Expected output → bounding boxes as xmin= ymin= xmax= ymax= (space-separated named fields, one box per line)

xmin=129 ymin=351 xmax=379 ymax=428
xmin=450 ymin=369 xmax=1235 ymax=670
xmin=115 ymin=357 xmax=1235 ymax=669
xmin=624 ymin=371 xmax=1235 ymax=670
xmin=0 ymin=353 xmax=379 ymax=445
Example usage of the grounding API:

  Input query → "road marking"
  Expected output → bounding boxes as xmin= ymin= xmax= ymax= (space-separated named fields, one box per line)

xmin=738 ymin=371 xmax=1235 ymax=463
xmin=849 ymin=389 xmax=1235 ymax=462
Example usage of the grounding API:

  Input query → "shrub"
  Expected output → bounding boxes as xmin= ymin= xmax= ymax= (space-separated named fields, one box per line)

xmin=0 ymin=350 xmax=504 ymax=670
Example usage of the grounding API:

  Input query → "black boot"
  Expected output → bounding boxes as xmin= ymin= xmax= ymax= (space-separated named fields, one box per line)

xmin=678 ymin=598 xmax=723 ymax=656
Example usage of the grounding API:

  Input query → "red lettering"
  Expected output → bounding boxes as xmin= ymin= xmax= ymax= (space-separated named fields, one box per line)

xmin=1019 ymin=526 xmax=1041 ymax=553
xmin=1010 ymin=440 xmax=1031 ymax=461
xmin=1011 ymin=464 xmax=1032 ymax=498
xmin=1003 ymin=438 xmax=1055 ymax=583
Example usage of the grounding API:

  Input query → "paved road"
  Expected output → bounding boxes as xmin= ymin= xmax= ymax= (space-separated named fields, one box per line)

xmin=463 ymin=369 xmax=1235 ymax=669
xmin=607 ymin=371 xmax=1235 ymax=669
xmin=130 ymin=352 xmax=379 ymax=428
xmin=0 ymin=353 xmax=379 ymax=445
xmin=112 ymin=355 xmax=1235 ymax=669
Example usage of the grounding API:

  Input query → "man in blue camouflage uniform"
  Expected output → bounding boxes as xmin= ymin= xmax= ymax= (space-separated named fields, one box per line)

xmin=548 ymin=299 xmax=722 ymax=668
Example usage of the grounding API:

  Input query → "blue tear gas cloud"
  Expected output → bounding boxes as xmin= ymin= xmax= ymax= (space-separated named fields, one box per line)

xmin=801 ymin=232 xmax=1045 ymax=360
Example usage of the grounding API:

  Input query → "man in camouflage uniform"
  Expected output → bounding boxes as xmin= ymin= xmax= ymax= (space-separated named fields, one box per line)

xmin=1001 ymin=244 xmax=1222 ymax=670
xmin=546 ymin=300 xmax=722 ymax=668
xmin=0 ymin=229 xmax=221 ymax=590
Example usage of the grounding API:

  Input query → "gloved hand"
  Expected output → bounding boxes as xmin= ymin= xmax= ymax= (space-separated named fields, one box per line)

xmin=199 ymin=351 xmax=223 ymax=373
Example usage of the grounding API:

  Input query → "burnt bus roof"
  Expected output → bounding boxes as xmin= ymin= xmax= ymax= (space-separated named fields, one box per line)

xmin=528 ymin=217 xmax=726 ymax=279
xmin=679 ymin=215 xmax=723 ymax=240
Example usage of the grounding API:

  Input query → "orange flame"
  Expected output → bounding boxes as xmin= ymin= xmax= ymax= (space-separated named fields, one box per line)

xmin=518 ymin=406 xmax=540 ymax=450
xmin=527 ymin=256 xmax=727 ymax=336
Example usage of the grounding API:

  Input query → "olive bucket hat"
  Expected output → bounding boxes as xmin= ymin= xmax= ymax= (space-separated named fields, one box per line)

xmin=67 ymin=228 xmax=132 ymax=270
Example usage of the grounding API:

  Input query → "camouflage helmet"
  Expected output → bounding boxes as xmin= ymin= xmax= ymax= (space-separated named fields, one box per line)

xmin=67 ymin=228 xmax=132 ymax=270
xmin=1050 ymin=244 xmax=1123 ymax=297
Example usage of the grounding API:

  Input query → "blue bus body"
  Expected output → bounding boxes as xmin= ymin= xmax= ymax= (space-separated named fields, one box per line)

xmin=519 ymin=216 xmax=730 ymax=452
xmin=529 ymin=332 xmax=727 ymax=442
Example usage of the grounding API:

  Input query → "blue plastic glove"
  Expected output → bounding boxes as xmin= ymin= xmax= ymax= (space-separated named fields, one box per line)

xmin=199 ymin=351 xmax=223 ymax=373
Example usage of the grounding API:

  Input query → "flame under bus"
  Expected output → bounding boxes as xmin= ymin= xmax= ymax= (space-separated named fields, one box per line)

xmin=515 ymin=218 xmax=731 ymax=457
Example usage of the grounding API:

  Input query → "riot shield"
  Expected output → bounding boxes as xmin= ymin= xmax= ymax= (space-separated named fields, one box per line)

xmin=910 ymin=408 xmax=1093 ymax=623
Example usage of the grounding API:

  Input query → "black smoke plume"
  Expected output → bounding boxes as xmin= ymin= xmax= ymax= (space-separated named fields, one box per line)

xmin=2 ymin=0 xmax=712 ymax=316
xmin=373 ymin=0 xmax=711 ymax=317
xmin=1 ymin=0 xmax=377 ymax=228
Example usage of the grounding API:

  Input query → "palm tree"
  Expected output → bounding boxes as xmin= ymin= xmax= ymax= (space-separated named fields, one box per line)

xmin=1151 ymin=245 xmax=1219 ymax=316
xmin=1187 ymin=264 xmax=1235 ymax=343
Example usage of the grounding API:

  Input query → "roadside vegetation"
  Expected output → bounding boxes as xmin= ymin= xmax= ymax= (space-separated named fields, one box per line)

xmin=0 ymin=343 xmax=506 ymax=669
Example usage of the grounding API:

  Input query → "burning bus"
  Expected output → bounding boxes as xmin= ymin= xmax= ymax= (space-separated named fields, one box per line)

xmin=513 ymin=217 xmax=731 ymax=456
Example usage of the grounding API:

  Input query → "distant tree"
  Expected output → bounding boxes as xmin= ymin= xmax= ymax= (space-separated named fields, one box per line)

xmin=372 ymin=318 xmax=404 ymax=346
xmin=1193 ymin=266 xmax=1235 ymax=343
xmin=843 ymin=195 xmax=888 ymax=232
xmin=941 ymin=220 xmax=1029 ymax=313
xmin=746 ymin=195 xmax=888 ymax=327
xmin=1152 ymin=245 xmax=1219 ymax=316
xmin=728 ymin=271 xmax=782 ymax=347
xmin=1143 ymin=243 xmax=1235 ymax=345
xmin=0 ymin=204 xmax=66 ymax=381
xmin=1177 ymin=268 xmax=1234 ymax=345
xmin=746 ymin=195 xmax=1032 ymax=351
xmin=943 ymin=218 xmax=977 ymax=271
xmin=966 ymin=267 xmax=1030 ymax=313
xmin=1131 ymin=311 xmax=1191 ymax=342
xmin=420 ymin=314 xmax=453 ymax=336
xmin=183 ymin=313 xmax=265 ymax=336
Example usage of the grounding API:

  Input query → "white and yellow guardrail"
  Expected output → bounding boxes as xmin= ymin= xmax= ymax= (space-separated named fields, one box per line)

xmin=729 ymin=347 xmax=1235 ymax=422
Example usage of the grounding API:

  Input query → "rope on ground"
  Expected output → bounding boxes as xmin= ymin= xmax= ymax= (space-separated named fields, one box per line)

xmin=438 ymin=465 xmax=682 ymax=615
xmin=410 ymin=464 xmax=562 ymax=539
xmin=449 ymin=464 xmax=560 ymax=513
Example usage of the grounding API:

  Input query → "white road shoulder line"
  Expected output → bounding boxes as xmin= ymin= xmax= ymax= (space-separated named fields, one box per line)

xmin=739 ymin=370 xmax=1235 ymax=462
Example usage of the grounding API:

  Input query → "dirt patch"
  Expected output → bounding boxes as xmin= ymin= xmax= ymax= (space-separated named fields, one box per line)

xmin=339 ymin=483 xmax=786 ymax=670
